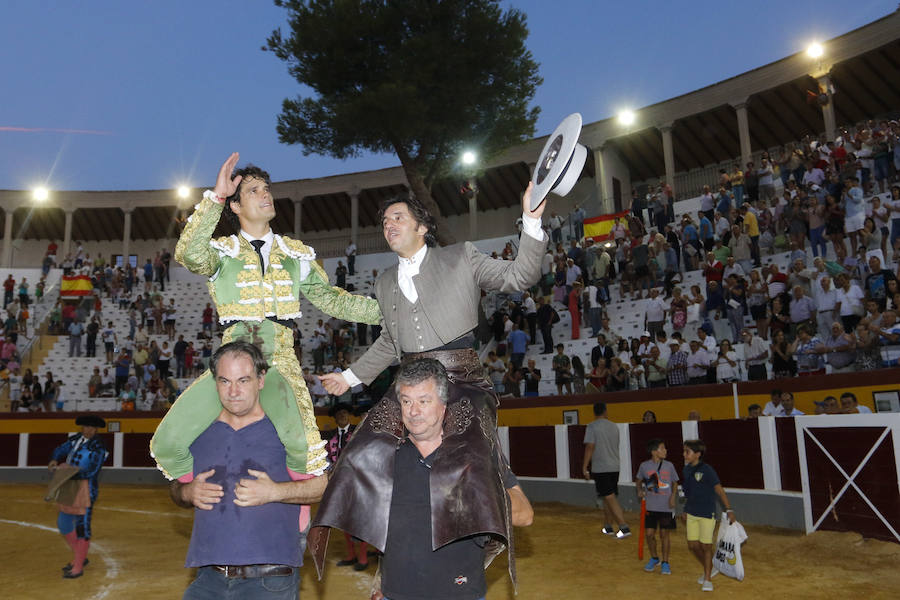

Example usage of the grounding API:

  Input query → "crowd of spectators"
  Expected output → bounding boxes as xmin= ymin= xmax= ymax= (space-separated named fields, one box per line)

xmin=8 ymin=120 xmax=900 ymax=410
xmin=11 ymin=242 xmax=206 ymax=412
xmin=485 ymin=119 xmax=900 ymax=396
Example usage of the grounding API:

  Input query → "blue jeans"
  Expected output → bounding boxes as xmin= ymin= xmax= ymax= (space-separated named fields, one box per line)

xmin=589 ymin=307 xmax=603 ymax=336
xmin=891 ymin=219 xmax=900 ymax=251
xmin=183 ymin=566 xmax=299 ymax=600
xmin=809 ymin=225 xmax=827 ymax=257
xmin=732 ymin=184 xmax=744 ymax=206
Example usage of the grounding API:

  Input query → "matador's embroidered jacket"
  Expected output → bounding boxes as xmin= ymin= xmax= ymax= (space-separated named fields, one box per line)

xmin=150 ymin=196 xmax=381 ymax=481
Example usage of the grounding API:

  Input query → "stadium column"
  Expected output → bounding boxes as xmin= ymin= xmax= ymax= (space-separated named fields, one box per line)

xmin=121 ymin=206 xmax=133 ymax=268
xmin=816 ymin=74 xmax=837 ymax=143
xmin=592 ymin=145 xmax=610 ymax=214
xmin=1 ymin=205 xmax=12 ymax=268
xmin=63 ymin=208 xmax=74 ymax=261
xmin=293 ymin=198 xmax=302 ymax=238
xmin=349 ymin=187 xmax=359 ymax=247
xmin=659 ymin=122 xmax=675 ymax=192
xmin=732 ymin=100 xmax=753 ymax=168
xmin=468 ymin=178 xmax=477 ymax=240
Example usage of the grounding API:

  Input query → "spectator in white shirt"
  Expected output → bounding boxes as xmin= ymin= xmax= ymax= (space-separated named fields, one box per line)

xmin=835 ymin=273 xmax=866 ymax=334
xmin=644 ymin=289 xmax=667 ymax=338
xmin=777 ymin=391 xmax=805 ymax=416
xmin=741 ymin=329 xmax=769 ymax=381
xmin=686 ymin=340 xmax=710 ymax=385
xmin=696 ymin=328 xmax=717 ymax=356
xmin=762 ymin=388 xmax=783 ymax=416
xmin=815 ymin=276 xmax=838 ymax=339
xmin=801 ymin=162 xmax=825 ymax=187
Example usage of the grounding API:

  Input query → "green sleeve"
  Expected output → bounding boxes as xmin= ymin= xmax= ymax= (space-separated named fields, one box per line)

xmin=299 ymin=261 xmax=382 ymax=325
xmin=174 ymin=197 xmax=224 ymax=277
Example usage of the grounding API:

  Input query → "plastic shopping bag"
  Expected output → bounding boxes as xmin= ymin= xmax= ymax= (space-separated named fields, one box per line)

xmin=713 ymin=512 xmax=748 ymax=581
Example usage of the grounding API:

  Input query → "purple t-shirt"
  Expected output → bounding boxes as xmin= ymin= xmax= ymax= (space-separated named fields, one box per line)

xmin=185 ymin=416 xmax=300 ymax=567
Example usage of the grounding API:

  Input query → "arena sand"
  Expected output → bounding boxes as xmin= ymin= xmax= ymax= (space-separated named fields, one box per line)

xmin=1 ymin=484 xmax=897 ymax=599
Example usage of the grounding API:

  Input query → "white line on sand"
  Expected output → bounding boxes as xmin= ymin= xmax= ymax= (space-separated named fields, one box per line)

xmin=8 ymin=498 xmax=190 ymax=518
xmin=0 ymin=518 xmax=121 ymax=600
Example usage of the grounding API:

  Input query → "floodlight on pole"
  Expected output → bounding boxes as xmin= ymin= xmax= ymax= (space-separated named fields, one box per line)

xmin=618 ymin=110 xmax=636 ymax=127
xmin=461 ymin=150 xmax=477 ymax=166
xmin=33 ymin=187 xmax=49 ymax=202
xmin=177 ymin=186 xmax=190 ymax=198
xmin=806 ymin=42 xmax=824 ymax=59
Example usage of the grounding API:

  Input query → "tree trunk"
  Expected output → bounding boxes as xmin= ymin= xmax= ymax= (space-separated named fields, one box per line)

xmin=400 ymin=162 xmax=458 ymax=247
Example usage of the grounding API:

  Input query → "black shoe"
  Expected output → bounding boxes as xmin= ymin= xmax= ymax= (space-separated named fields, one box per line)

xmin=62 ymin=558 xmax=89 ymax=573
xmin=353 ymin=562 xmax=369 ymax=571
xmin=63 ymin=570 xmax=83 ymax=579
xmin=336 ymin=558 xmax=357 ymax=567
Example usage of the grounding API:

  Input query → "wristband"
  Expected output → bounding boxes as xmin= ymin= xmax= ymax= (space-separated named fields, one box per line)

xmin=203 ymin=190 xmax=227 ymax=204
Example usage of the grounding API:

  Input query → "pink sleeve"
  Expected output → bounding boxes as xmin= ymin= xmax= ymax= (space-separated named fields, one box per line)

xmin=288 ymin=469 xmax=315 ymax=531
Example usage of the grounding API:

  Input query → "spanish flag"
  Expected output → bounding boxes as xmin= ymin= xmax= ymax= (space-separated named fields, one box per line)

xmin=583 ymin=210 xmax=630 ymax=241
xmin=60 ymin=274 xmax=93 ymax=297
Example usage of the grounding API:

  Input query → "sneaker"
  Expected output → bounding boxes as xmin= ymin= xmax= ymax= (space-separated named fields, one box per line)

xmin=644 ymin=558 xmax=660 ymax=572
xmin=616 ymin=527 xmax=631 ymax=539
xmin=660 ymin=562 xmax=671 ymax=575
xmin=702 ymin=580 xmax=714 ymax=592
xmin=698 ymin=569 xmax=719 ymax=584
xmin=601 ymin=526 xmax=616 ymax=535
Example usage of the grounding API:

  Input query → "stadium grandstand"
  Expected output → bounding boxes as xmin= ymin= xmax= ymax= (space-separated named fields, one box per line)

xmin=3 ymin=9 xmax=900 ymax=549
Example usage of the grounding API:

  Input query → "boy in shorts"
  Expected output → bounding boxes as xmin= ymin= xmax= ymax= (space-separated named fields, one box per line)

xmin=682 ymin=439 xmax=735 ymax=592
xmin=636 ymin=438 xmax=679 ymax=575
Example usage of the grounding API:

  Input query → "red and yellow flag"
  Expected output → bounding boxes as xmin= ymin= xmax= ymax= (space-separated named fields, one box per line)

xmin=60 ymin=275 xmax=92 ymax=297
xmin=583 ymin=210 xmax=630 ymax=241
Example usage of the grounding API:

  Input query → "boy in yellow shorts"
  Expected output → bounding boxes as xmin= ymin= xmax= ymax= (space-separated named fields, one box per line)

xmin=682 ymin=439 xmax=734 ymax=592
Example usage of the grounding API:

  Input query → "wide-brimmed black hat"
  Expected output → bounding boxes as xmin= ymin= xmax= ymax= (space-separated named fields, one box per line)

xmin=328 ymin=403 xmax=353 ymax=418
xmin=75 ymin=415 xmax=106 ymax=428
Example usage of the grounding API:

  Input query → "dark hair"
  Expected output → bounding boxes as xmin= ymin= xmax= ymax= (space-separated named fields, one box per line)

xmin=782 ymin=391 xmax=794 ymax=400
xmin=210 ymin=341 xmax=269 ymax=378
xmin=839 ymin=391 xmax=857 ymax=404
xmin=379 ymin=194 xmax=438 ymax=248
xmin=770 ymin=388 xmax=782 ymax=398
xmin=395 ymin=358 xmax=449 ymax=404
xmin=593 ymin=402 xmax=607 ymax=416
xmin=748 ymin=403 xmax=761 ymax=413
xmin=572 ymin=356 xmax=585 ymax=377
xmin=646 ymin=438 xmax=664 ymax=454
xmin=683 ymin=439 xmax=706 ymax=458
xmin=222 ymin=164 xmax=272 ymax=232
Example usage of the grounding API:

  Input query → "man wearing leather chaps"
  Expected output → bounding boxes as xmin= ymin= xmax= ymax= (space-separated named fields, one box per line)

xmin=316 ymin=183 xmax=548 ymax=597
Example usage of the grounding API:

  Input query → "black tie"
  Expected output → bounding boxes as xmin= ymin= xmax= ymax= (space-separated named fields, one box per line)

xmin=250 ymin=239 xmax=266 ymax=274
xmin=338 ymin=429 xmax=346 ymax=449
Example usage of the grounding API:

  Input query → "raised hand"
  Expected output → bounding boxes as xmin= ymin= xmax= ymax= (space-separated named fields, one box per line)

xmin=213 ymin=152 xmax=243 ymax=200
xmin=521 ymin=182 xmax=545 ymax=220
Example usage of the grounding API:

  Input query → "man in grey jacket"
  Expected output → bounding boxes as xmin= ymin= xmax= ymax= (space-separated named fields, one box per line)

xmin=314 ymin=182 xmax=547 ymax=590
xmin=321 ymin=182 xmax=546 ymax=390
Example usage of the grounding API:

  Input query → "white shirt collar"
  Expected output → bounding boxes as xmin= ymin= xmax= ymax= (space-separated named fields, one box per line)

xmin=240 ymin=229 xmax=275 ymax=261
xmin=240 ymin=229 xmax=274 ymax=247
xmin=397 ymin=244 xmax=427 ymax=303
xmin=398 ymin=244 xmax=428 ymax=269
